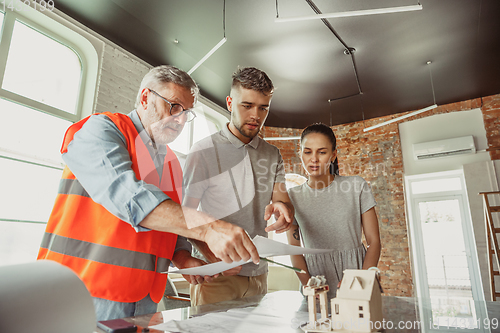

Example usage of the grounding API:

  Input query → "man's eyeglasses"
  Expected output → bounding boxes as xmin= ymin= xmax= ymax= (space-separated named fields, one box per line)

xmin=148 ymin=89 xmax=196 ymax=122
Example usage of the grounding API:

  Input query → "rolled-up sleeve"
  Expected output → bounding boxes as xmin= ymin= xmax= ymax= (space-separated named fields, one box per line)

xmin=62 ymin=114 xmax=170 ymax=232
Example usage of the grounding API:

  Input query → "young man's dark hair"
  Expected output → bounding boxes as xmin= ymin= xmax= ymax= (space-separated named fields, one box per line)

xmin=231 ymin=67 xmax=274 ymax=96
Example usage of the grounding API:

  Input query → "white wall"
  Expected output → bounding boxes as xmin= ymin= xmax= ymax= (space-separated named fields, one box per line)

xmin=399 ymin=109 xmax=495 ymax=300
xmin=399 ymin=109 xmax=491 ymax=176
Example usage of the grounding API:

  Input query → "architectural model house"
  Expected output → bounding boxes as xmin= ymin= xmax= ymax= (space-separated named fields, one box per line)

xmin=303 ymin=270 xmax=384 ymax=333
xmin=303 ymin=276 xmax=330 ymax=328
xmin=330 ymin=269 xmax=384 ymax=333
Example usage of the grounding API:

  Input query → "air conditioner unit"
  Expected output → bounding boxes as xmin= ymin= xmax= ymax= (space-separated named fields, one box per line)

xmin=413 ymin=136 xmax=476 ymax=160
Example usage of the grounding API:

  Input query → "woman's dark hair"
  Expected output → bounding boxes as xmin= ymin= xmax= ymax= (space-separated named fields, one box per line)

xmin=300 ymin=123 xmax=339 ymax=175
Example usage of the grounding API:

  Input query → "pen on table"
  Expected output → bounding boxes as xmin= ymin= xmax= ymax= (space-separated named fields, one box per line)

xmin=259 ymin=257 xmax=306 ymax=273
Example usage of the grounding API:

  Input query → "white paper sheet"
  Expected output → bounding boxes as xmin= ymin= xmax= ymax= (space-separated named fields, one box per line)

xmin=167 ymin=235 xmax=330 ymax=275
xmin=169 ymin=259 xmax=248 ymax=276
xmin=150 ymin=306 xmax=308 ymax=333
xmin=253 ymin=235 xmax=330 ymax=257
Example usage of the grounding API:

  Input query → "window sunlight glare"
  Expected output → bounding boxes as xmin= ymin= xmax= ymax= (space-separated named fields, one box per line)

xmin=169 ymin=103 xmax=220 ymax=155
xmin=0 ymin=158 xmax=62 ymax=222
xmin=167 ymin=121 xmax=190 ymax=155
xmin=411 ymin=177 xmax=461 ymax=195
xmin=0 ymin=221 xmax=47 ymax=267
xmin=418 ymin=199 xmax=476 ymax=328
xmin=193 ymin=111 xmax=218 ymax=145
xmin=2 ymin=20 xmax=81 ymax=114
xmin=0 ymin=99 xmax=71 ymax=165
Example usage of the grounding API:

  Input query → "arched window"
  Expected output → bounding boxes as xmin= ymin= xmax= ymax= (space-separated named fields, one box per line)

xmin=2 ymin=20 xmax=82 ymax=114
xmin=0 ymin=5 xmax=98 ymax=266
xmin=169 ymin=97 xmax=229 ymax=164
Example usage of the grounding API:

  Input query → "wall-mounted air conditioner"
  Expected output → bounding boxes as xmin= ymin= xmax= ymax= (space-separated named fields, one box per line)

xmin=413 ymin=136 xmax=476 ymax=160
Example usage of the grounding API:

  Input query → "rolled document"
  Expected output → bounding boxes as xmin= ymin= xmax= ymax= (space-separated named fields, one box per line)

xmin=0 ymin=260 xmax=96 ymax=333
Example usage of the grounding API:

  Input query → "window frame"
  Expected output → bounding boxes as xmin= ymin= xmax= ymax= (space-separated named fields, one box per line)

xmin=0 ymin=4 xmax=98 ymax=213
xmin=0 ymin=3 xmax=99 ymax=170
xmin=170 ymin=96 xmax=229 ymax=158
xmin=0 ymin=4 xmax=98 ymax=267
xmin=185 ymin=111 xmax=223 ymax=155
xmin=0 ymin=5 xmax=94 ymax=123
xmin=405 ymin=170 xmax=489 ymax=332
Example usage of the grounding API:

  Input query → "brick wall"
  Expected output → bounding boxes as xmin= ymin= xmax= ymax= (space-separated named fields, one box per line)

xmin=81 ymin=25 xmax=500 ymax=296
xmin=481 ymin=94 xmax=500 ymax=160
xmin=94 ymin=44 xmax=152 ymax=114
xmin=263 ymin=93 xmax=500 ymax=297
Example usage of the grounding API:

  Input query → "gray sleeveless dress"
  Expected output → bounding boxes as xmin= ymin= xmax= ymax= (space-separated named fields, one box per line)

xmin=288 ymin=175 xmax=376 ymax=299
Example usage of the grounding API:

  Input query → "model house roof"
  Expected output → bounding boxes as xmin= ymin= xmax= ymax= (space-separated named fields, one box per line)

xmin=336 ymin=269 xmax=383 ymax=301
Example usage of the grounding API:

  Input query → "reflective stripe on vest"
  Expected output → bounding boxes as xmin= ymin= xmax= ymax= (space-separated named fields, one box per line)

xmin=58 ymin=178 xmax=90 ymax=198
xmin=38 ymin=112 xmax=180 ymax=303
xmin=40 ymin=232 xmax=171 ymax=273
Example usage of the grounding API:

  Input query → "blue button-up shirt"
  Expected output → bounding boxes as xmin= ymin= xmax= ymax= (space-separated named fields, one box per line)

xmin=62 ymin=110 xmax=191 ymax=253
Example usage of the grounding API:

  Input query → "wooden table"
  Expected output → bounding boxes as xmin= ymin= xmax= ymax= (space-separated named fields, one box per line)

xmin=95 ymin=291 xmax=500 ymax=332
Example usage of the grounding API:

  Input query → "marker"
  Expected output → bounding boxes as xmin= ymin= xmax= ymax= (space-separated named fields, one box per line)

xmin=259 ymin=257 xmax=306 ymax=273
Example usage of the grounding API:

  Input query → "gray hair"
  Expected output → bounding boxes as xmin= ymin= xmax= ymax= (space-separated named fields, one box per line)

xmin=135 ymin=65 xmax=199 ymax=108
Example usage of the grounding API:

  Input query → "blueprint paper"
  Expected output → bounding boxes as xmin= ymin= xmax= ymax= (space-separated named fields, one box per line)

xmin=150 ymin=307 xmax=305 ymax=333
xmin=166 ymin=235 xmax=330 ymax=275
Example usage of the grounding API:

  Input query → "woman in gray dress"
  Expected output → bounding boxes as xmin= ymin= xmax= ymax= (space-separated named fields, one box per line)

xmin=286 ymin=123 xmax=381 ymax=299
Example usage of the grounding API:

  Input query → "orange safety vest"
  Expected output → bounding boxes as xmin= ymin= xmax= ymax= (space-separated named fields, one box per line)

xmin=38 ymin=112 xmax=181 ymax=303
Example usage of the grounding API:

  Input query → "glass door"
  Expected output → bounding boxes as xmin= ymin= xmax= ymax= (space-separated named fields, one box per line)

xmin=415 ymin=196 xmax=479 ymax=330
xmin=406 ymin=171 xmax=489 ymax=332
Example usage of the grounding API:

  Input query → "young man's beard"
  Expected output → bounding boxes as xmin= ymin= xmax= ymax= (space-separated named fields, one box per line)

xmin=234 ymin=121 xmax=260 ymax=140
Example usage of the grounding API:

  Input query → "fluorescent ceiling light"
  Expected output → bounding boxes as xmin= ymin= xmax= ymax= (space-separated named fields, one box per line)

xmin=188 ymin=37 xmax=227 ymax=75
xmin=275 ymin=4 xmax=422 ymax=23
xmin=363 ymin=104 xmax=437 ymax=132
